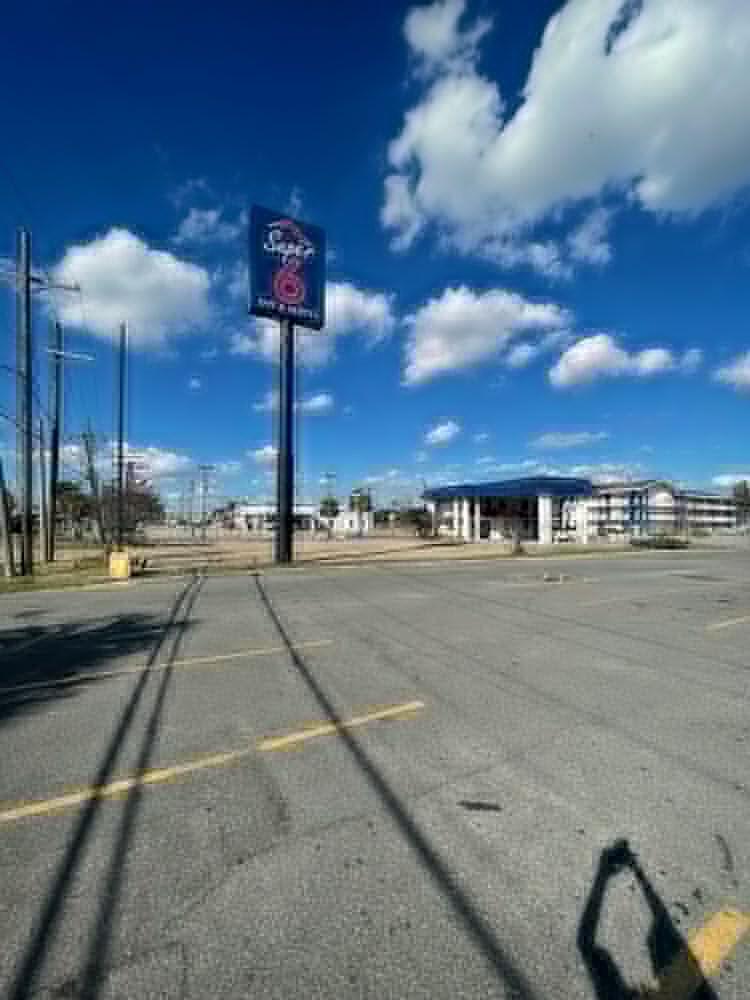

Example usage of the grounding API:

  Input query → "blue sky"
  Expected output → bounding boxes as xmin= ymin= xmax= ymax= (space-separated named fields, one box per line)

xmin=2 ymin=0 xmax=750 ymax=509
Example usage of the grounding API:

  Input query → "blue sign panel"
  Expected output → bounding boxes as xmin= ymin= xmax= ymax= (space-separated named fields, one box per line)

xmin=249 ymin=206 xmax=325 ymax=330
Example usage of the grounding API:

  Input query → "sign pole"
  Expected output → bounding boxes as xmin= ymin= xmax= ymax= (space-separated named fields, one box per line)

xmin=249 ymin=206 xmax=325 ymax=565
xmin=276 ymin=318 xmax=295 ymax=563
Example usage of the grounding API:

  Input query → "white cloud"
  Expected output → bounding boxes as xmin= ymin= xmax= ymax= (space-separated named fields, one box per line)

xmin=569 ymin=462 xmax=644 ymax=485
xmin=548 ymin=333 xmax=679 ymax=387
xmin=231 ymin=280 xmax=396 ymax=369
xmin=473 ymin=431 xmax=490 ymax=444
xmin=382 ymin=175 xmax=426 ymax=250
xmin=468 ymin=457 xmax=641 ymax=484
xmin=249 ymin=444 xmax=278 ymax=466
xmin=364 ymin=468 xmax=403 ymax=486
xmin=504 ymin=329 xmax=575 ymax=369
xmin=130 ymin=445 xmax=192 ymax=479
xmin=225 ymin=262 xmax=248 ymax=302
xmin=712 ymin=473 xmax=750 ymax=488
xmin=385 ymin=0 xmax=750 ymax=272
xmin=425 ymin=419 xmax=461 ymax=446
xmin=326 ymin=281 xmax=396 ymax=341
xmin=53 ymin=228 xmax=211 ymax=346
xmin=95 ymin=443 xmax=192 ymax=481
xmin=252 ymin=390 xmax=334 ymax=415
xmin=531 ymin=430 xmax=609 ymax=450
xmin=229 ymin=331 xmax=258 ymax=356
xmin=505 ymin=342 xmax=540 ymax=369
xmin=297 ymin=392 xmax=334 ymax=415
xmin=633 ymin=347 xmax=674 ymax=375
xmin=482 ymin=237 xmax=571 ymax=280
xmin=404 ymin=0 xmax=491 ymax=75
xmin=173 ymin=207 xmax=244 ymax=245
xmin=567 ymin=208 xmax=612 ymax=266
xmin=404 ymin=285 xmax=569 ymax=384
xmin=714 ymin=351 xmax=750 ymax=390
xmin=188 ymin=376 xmax=201 ymax=391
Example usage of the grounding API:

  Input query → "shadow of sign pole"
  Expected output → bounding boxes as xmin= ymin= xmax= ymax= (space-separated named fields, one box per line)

xmin=254 ymin=574 xmax=537 ymax=1000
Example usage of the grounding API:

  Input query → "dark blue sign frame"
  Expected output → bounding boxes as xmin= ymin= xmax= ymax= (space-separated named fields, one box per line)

xmin=248 ymin=205 xmax=326 ymax=330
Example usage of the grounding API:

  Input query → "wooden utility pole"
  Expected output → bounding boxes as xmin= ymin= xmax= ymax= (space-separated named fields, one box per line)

xmin=16 ymin=228 xmax=32 ymax=574
xmin=1 ymin=230 xmax=79 ymax=574
xmin=47 ymin=320 xmax=63 ymax=561
xmin=0 ymin=458 xmax=15 ymax=577
xmin=38 ymin=419 xmax=48 ymax=563
xmin=116 ymin=322 xmax=127 ymax=550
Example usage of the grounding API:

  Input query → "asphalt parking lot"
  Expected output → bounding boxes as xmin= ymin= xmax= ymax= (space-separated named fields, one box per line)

xmin=0 ymin=548 xmax=748 ymax=998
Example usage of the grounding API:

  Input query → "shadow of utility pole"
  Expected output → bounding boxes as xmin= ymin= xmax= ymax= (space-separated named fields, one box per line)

xmin=577 ymin=839 xmax=718 ymax=1000
xmin=7 ymin=573 xmax=204 ymax=1000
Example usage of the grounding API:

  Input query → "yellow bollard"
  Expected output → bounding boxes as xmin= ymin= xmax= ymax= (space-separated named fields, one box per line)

xmin=108 ymin=550 xmax=131 ymax=580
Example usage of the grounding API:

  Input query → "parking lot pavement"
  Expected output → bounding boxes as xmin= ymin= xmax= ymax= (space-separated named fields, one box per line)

xmin=0 ymin=549 xmax=748 ymax=998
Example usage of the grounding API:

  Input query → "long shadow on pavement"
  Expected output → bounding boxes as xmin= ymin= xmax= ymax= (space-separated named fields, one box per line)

xmin=578 ymin=839 xmax=718 ymax=999
xmin=6 ymin=573 xmax=203 ymax=1000
xmin=0 ymin=611 xmax=197 ymax=730
xmin=254 ymin=574 xmax=538 ymax=1000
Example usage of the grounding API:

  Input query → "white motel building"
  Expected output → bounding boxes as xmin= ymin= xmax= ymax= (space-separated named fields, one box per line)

xmin=423 ymin=476 xmax=737 ymax=545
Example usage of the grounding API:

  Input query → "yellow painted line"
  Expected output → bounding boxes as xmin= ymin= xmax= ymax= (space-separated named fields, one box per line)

xmin=706 ymin=614 xmax=750 ymax=632
xmin=0 ymin=640 xmax=334 ymax=697
xmin=256 ymin=700 xmax=425 ymax=751
xmin=647 ymin=908 xmax=750 ymax=999
xmin=0 ymin=699 xmax=424 ymax=824
xmin=0 ymin=749 xmax=249 ymax=823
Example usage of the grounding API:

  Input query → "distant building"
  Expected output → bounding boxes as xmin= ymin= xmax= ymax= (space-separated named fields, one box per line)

xmin=226 ymin=502 xmax=318 ymax=534
xmin=423 ymin=476 xmax=737 ymax=544
xmin=424 ymin=477 xmax=592 ymax=544
xmin=582 ymin=481 xmax=736 ymax=539
xmin=319 ymin=509 xmax=374 ymax=537
xmin=221 ymin=501 xmax=373 ymax=537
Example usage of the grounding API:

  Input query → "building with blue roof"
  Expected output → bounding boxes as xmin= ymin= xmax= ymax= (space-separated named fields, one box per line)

xmin=422 ymin=476 xmax=593 ymax=544
xmin=422 ymin=476 xmax=737 ymax=544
